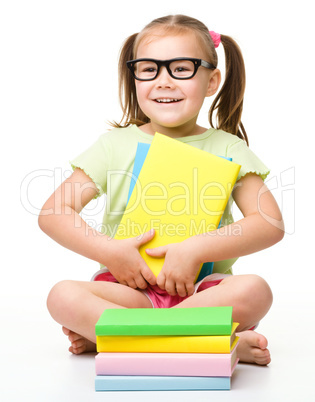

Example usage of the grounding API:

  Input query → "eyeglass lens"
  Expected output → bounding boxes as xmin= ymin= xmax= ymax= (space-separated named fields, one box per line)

xmin=133 ymin=59 xmax=196 ymax=80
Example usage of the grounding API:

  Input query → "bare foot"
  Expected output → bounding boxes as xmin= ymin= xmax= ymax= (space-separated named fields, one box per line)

xmin=62 ymin=327 xmax=96 ymax=355
xmin=236 ymin=330 xmax=271 ymax=365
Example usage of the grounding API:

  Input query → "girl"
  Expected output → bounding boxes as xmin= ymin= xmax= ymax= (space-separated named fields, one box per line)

xmin=39 ymin=15 xmax=284 ymax=366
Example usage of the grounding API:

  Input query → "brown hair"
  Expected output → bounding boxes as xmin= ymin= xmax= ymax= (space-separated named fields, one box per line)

xmin=113 ymin=14 xmax=248 ymax=145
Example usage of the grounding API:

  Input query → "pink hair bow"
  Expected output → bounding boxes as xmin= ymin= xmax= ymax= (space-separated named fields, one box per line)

xmin=209 ymin=31 xmax=221 ymax=48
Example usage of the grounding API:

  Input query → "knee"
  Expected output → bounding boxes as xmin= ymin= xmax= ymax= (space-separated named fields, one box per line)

xmin=242 ymin=274 xmax=273 ymax=313
xmin=46 ymin=280 xmax=77 ymax=323
xmin=229 ymin=274 xmax=273 ymax=331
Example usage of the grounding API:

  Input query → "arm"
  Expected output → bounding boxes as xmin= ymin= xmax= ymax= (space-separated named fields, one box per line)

xmin=146 ymin=173 xmax=284 ymax=296
xmin=38 ymin=168 xmax=156 ymax=288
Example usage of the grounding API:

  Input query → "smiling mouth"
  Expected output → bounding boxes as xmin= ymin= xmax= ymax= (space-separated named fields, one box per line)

xmin=154 ymin=98 xmax=183 ymax=103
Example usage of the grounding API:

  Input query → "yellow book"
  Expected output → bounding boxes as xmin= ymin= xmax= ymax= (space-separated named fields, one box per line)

xmin=96 ymin=323 xmax=239 ymax=354
xmin=115 ymin=133 xmax=241 ymax=279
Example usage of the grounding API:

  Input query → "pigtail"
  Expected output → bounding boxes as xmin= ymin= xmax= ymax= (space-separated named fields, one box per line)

xmin=209 ymin=35 xmax=249 ymax=145
xmin=112 ymin=33 xmax=149 ymax=128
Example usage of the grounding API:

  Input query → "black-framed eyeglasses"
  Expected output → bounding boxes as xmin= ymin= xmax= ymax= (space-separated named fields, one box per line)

xmin=126 ymin=57 xmax=216 ymax=81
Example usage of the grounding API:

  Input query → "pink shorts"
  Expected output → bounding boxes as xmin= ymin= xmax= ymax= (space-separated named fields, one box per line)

xmin=92 ymin=269 xmax=230 ymax=309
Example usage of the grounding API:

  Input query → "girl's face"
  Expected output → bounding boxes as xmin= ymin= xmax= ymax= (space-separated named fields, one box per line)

xmin=135 ymin=31 xmax=220 ymax=137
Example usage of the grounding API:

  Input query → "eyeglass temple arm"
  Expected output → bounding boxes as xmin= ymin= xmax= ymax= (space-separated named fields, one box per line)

xmin=201 ymin=60 xmax=216 ymax=70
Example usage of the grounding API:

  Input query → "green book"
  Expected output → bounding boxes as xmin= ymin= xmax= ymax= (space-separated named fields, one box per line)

xmin=95 ymin=307 xmax=233 ymax=336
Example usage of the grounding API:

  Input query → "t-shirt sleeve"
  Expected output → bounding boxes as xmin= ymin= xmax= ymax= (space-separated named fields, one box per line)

xmin=69 ymin=133 xmax=111 ymax=198
xmin=227 ymin=139 xmax=270 ymax=182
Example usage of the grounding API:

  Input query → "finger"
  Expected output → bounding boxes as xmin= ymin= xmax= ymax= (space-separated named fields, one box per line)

xmin=156 ymin=272 xmax=166 ymax=290
xmin=185 ymin=282 xmax=195 ymax=297
xmin=140 ymin=264 xmax=157 ymax=286
xmin=134 ymin=274 xmax=148 ymax=290
xmin=136 ymin=229 xmax=155 ymax=246
xmin=117 ymin=279 xmax=129 ymax=287
xmin=126 ymin=279 xmax=138 ymax=289
xmin=175 ymin=282 xmax=188 ymax=298
xmin=145 ymin=245 xmax=167 ymax=258
xmin=165 ymin=278 xmax=177 ymax=296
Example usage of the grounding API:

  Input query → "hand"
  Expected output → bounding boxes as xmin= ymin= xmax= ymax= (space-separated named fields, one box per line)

xmin=145 ymin=240 xmax=201 ymax=297
xmin=104 ymin=229 xmax=157 ymax=289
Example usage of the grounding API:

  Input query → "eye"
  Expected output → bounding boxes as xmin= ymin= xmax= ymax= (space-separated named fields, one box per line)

xmin=135 ymin=61 xmax=158 ymax=77
xmin=175 ymin=66 xmax=189 ymax=72
xmin=170 ymin=60 xmax=195 ymax=77
xmin=141 ymin=66 xmax=157 ymax=73
xmin=174 ymin=64 xmax=192 ymax=72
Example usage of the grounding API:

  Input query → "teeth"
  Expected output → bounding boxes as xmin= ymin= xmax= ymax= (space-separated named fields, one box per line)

xmin=156 ymin=98 xmax=180 ymax=103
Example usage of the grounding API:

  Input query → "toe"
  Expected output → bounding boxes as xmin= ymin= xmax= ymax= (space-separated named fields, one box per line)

xmin=62 ymin=326 xmax=70 ymax=335
xmin=68 ymin=332 xmax=83 ymax=343
xmin=245 ymin=330 xmax=268 ymax=349
xmin=69 ymin=342 xmax=87 ymax=355
xmin=256 ymin=334 xmax=268 ymax=350
xmin=72 ymin=338 xmax=86 ymax=349
xmin=252 ymin=344 xmax=271 ymax=365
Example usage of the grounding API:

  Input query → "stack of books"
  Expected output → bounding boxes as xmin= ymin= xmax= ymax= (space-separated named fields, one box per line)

xmin=94 ymin=306 xmax=239 ymax=391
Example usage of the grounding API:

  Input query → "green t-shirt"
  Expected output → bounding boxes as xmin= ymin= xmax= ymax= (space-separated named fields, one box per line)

xmin=70 ymin=125 xmax=270 ymax=274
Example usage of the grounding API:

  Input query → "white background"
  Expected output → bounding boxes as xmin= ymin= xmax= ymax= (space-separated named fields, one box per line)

xmin=1 ymin=0 xmax=314 ymax=401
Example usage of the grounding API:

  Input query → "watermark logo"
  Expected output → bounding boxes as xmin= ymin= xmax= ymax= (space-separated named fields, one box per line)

xmin=106 ymin=168 xmax=233 ymax=217
xmin=20 ymin=166 xmax=295 ymax=235
xmin=258 ymin=167 xmax=295 ymax=235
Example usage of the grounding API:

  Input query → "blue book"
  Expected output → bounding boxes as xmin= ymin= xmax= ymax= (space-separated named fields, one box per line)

xmin=95 ymin=375 xmax=232 ymax=391
xmin=127 ymin=143 xmax=151 ymax=203
xmin=127 ymin=142 xmax=233 ymax=281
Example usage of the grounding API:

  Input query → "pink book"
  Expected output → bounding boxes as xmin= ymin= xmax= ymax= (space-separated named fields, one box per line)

xmin=95 ymin=341 xmax=239 ymax=377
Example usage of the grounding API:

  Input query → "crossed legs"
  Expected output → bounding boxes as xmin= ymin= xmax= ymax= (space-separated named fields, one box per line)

xmin=47 ymin=274 xmax=273 ymax=364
